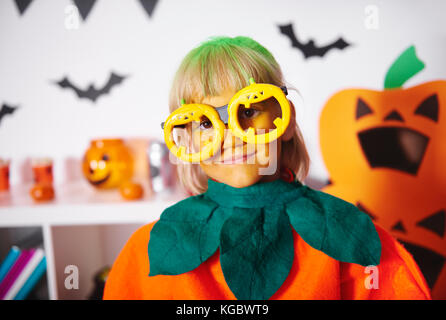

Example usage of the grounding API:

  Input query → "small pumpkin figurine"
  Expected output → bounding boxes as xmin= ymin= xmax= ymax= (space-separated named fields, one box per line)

xmin=320 ymin=46 xmax=446 ymax=299
xmin=119 ymin=181 xmax=144 ymax=200
xmin=82 ymin=138 xmax=143 ymax=200
xmin=30 ymin=183 xmax=55 ymax=202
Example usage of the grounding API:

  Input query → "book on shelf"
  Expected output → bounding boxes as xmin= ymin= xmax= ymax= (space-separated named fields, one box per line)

xmin=0 ymin=246 xmax=21 ymax=282
xmin=0 ymin=246 xmax=47 ymax=300
xmin=14 ymin=255 xmax=47 ymax=300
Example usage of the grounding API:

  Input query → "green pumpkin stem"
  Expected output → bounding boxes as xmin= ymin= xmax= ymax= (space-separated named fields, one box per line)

xmin=384 ymin=45 xmax=425 ymax=89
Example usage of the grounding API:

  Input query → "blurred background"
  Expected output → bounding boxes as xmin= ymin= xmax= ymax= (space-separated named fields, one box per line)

xmin=0 ymin=0 xmax=445 ymax=300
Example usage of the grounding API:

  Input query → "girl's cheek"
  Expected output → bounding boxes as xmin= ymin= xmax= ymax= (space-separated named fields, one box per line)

xmin=256 ymin=139 xmax=280 ymax=167
xmin=256 ymin=143 xmax=270 ymax=165
xmin=191 ymin=133 xmax=207 ymax=151
xmin=191 ymin=135 xmax=200 ymax=151
xmin=253 ymin=114 xmax=270 ymax=132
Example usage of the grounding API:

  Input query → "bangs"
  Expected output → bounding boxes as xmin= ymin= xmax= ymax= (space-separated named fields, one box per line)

xmin=169 ymin=36 xmax=283 ymax=112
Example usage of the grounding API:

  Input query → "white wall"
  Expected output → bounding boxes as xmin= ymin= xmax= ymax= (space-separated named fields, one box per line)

xmin=1 ymin=0 xmax=445 ymax=185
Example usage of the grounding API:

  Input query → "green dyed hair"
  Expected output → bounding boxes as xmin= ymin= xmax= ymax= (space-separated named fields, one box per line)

xmin=168 ymin=36 xmax=309 ymax=195
xmin=169 ymin=36 xmax=284 ymax=109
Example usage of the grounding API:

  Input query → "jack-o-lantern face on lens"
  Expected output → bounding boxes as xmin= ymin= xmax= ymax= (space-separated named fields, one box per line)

xmin=82 ymin=139 xmax=133 ymax=189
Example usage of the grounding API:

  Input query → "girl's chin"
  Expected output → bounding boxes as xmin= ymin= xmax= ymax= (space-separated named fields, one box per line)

xmin=204 ymin=167 xmax=263 ymax=188
xmin=216 ymin=178 xmax=260 ymax=188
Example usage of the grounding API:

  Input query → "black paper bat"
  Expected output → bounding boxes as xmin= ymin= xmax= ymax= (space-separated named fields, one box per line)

xmin=72 ymin=0 xmax=97 ymax=21
xmin=55 ymin=72 xmax=127 ymax=103
xmin=0 ymin=104 xmax=18 ymax=126
xmin=15 ymin=0 xmax=34 ymax=15
xmin=279 ymin=23 xmax=351 ymax=59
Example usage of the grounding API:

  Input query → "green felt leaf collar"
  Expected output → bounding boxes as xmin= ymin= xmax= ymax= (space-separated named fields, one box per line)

xmin=148 ymin=179 xmax=381 ymax=300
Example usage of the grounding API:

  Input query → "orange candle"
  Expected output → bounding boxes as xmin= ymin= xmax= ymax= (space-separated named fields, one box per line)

xmin=0 ymin=159 xmax=10 ymax=191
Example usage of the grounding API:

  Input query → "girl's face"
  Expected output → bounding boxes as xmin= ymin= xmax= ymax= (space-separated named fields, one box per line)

xmin=193 ymin=89 xmax=294 ymax=188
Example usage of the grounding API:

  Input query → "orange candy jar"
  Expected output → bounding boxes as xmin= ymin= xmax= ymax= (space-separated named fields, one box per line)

xmin=0 ymin=159 xmax=10 ymax=191
xmin=82 ymin=139 xmax=134 ymax=189
xmin=32 ymin=158 xmax=53 ymax=185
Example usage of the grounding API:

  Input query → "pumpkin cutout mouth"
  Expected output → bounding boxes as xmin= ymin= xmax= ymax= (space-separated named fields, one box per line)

xmin=357 ymin=126 xmax=429 ymax=175
xmin=397 ymin=240 xmax=445 ymax=289
xmin=357 ymin=202 xmax=446 ymax=289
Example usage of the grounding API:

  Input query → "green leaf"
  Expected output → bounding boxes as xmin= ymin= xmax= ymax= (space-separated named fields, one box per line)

xmin=384 ymin=45 xmax=425 ymax=89
xmin=148 ymin=195 xmax=229 ymax=276
xmin=286 ymin=187 xmax=381 ymax=266
xmin=220 ymin=206 xmax=294 ymax=300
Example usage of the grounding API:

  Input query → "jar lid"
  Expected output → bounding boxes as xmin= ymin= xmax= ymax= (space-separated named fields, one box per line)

xmin=91 ymin=138 xmax=124 ymax=148
xmin=31 ymin=157 xmax=53 ymax=167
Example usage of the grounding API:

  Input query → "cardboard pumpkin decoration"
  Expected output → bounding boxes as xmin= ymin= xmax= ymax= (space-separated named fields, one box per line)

xmin=320 ymin=46 xmax=446 ymax=299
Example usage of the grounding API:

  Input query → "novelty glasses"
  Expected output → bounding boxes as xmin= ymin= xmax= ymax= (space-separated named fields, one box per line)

xmin=161 ymin=78 xmax=291 ymax=163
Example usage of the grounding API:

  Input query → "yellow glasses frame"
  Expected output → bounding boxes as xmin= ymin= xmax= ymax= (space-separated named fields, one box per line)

xmin=163 ymin=78 xmax=291 ymax=163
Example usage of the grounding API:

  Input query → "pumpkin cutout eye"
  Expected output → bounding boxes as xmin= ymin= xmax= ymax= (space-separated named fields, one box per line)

xmin=414 ymin=94 xmax=439 ymax=122
xmin=356 ymin=98 xmax=374 ymax=119
xmin=416 ymin=209 xmax=445 ymax=237
xmin=391 ymin=220 xmax=407 ymax=233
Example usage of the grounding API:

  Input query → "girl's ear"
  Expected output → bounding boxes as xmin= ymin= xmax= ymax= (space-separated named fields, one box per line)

xmin=282 ymin=100 xmax=296 ymax=141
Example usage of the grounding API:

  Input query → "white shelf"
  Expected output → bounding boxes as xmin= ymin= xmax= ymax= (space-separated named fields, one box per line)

xmin=0 ymin=179 xmax=187 ymax=300
xmin=0 ymin=200 xmax=177 ymax=226
xmin=0 ymin=180 xmax=186 ymax=227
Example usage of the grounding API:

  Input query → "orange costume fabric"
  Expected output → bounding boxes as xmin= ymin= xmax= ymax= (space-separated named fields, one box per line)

xmin=103 ymin=221 xmax=431 ymax=300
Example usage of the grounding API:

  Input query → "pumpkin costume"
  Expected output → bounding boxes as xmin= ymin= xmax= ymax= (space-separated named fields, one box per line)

xmin=103 ymin=177 xmax=431 ymax=300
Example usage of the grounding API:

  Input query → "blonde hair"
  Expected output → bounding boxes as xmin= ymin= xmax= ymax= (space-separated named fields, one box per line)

xmin=168 ymin=36 xmax=309 ymax=195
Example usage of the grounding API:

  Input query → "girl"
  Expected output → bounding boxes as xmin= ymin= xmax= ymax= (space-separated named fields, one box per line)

xmin=103 ymin=36 xmax=430 ymax=300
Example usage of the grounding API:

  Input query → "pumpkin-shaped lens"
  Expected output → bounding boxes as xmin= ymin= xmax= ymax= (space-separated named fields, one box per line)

xmin=163 ymin=104 xmax=225 ymax=163
xmin=228 ymin=83 xmax=291 ymax=144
